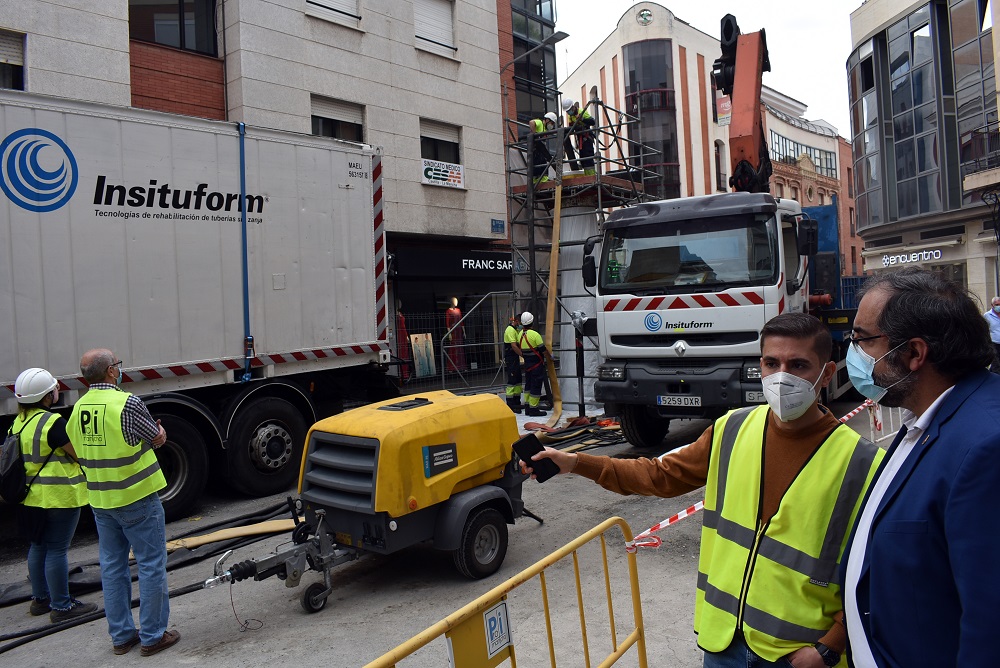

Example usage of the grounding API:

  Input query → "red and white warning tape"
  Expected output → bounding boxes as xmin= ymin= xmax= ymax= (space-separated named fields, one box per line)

xmin=625 ymin=501 xmax=704 ymax=553
xmin=838 ymin=399 xmax=874 ymax=422
xmin=624 ymin=398 xmax=875 ymax=552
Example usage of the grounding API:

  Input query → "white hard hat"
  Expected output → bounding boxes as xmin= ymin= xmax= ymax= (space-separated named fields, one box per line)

xmin=543 ymin=112 xmax=558 ymax=125
xmin=562 ymin=98 xmax=575 ymax=111
xmin=14 ymin=368 xmax=58 ymax=404
xmin=521 ymin=312 xmax=534 ymax=326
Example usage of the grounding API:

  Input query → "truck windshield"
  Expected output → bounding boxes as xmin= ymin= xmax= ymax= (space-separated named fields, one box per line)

xmin=599 ymin=213 xmax=778 ymax=294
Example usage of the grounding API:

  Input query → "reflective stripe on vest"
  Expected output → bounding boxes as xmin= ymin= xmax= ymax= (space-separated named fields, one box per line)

xmin=68 ymin=389 xmax=165 ymax=509
xmin=17 ymin=410 xmax=88 ymax=509
xmin=694 ymin=405 xmax=883 ymax=661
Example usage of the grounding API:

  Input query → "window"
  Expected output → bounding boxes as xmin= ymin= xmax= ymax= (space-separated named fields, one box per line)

xmin=847 ymin=167 xmax=853 ymax=197
xmin=305 ymin=0 xmax=361 ymax=29
xmin=129 ymin=0 xmax=218 ymax=56
xmin=819 ymin=192 xmax=825 ymax=205
xmin=850 ymin=207 xmax=856 ymax=236
xmin=776 ymin=182 xmax=784 ymax=198
xmin=311 ymin=96 xmax=364 ymax=142
xmin=0 ymin=30 xmax=24 ymax=91
xmin=851 ymin=246 xmax=857 ymax=275
xmin=791 ymin=186 xmax=799 ymax=201
xmin=770 ymin=130 xmax=838 ymax=178
xmin=414 ymin=0 xmax=456 ymax=57
xmin=420 ymin=119 xmax=460 ymax=164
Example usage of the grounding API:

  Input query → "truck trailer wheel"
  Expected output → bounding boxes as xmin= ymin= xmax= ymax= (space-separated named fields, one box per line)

xmin=227 ymin=397 xmax=307 ymax=497
xmin=154 ymin=415 xmax=209 ymax=522
xmin=453 ymin=507 xmax=508 ymax=579
xmin=620 ymin=405 xmax=671 ymax=449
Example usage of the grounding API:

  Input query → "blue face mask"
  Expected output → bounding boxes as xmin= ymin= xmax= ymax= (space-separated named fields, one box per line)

xmin=114 ymin=366 xmax=123 ymax=387
xmin=994 ymin=305 xmax=1000 ymax=314
xmin=845 ymin=340 xmax=906 ymax=403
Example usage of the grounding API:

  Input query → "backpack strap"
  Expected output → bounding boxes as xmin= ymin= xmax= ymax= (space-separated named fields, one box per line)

xmin=23 ymin=412 xmax=56 ymax=493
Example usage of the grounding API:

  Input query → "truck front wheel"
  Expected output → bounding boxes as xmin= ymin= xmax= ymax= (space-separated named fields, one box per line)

xmin=453 ymin=507 xmax=508 ymax=579
xmin=227 ymin=397 xmax=307 ymax=497
xmin=154 ymin=415 xmax=209 ymax=522
xmin=620 ymin=405 xmax=670 ymax=449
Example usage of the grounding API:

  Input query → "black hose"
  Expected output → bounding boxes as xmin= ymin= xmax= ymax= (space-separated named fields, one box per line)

xmin=0 ymin=580 xmax=204 ymax=654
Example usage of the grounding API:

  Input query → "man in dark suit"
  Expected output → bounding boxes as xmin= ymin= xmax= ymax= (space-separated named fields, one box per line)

xmin=841 ymin=268 xmax=1000 ymax=667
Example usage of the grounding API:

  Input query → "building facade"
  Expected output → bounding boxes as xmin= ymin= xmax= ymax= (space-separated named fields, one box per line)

xmin=763 ymin=86 xmax=862 ymax=280
xmin=562 ymin=2 xmax=727 ymax=200
xmin=562 ymin=2 xmax=858 ymax=280
xmin=849 ymin=0 xmax=999 ymax=304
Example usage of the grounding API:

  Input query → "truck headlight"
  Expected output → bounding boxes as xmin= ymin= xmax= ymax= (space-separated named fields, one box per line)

xmin=745 ymin=366 xmax=762 ymax=380
xmin=597 ymin=364 xmax=626 ymax=381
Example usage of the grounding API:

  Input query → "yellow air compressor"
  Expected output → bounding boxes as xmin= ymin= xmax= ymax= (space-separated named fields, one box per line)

xmin=204 ymin=392 xmax=528 ymax=613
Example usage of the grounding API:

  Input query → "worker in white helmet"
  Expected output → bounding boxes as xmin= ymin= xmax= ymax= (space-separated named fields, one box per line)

xmin=10 ymin=367 xmax=96 ymax=622
xmin=528 ymin=112 xmax=558 ymax=184
xmin=562 ymin=98 xmax=597 ymax=176
xmin=518 ymin=312 xmax=554 ymax=416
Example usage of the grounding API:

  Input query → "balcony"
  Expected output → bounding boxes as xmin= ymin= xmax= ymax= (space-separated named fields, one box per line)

xmin=961 ymin=120 xmax=1000 ymax=192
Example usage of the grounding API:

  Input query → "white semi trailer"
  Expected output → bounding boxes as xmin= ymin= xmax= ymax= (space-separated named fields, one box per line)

xmin=0 ymin=90 xmax=396 ymax=520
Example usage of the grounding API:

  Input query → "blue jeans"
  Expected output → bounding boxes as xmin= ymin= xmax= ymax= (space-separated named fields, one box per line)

xmin=28 ymin=506 xmax=82 ymax=610
xmin=92 ymin=493 xmax=169 ymax=647
xmin=703 ymin=637 xmax=792 ymax=668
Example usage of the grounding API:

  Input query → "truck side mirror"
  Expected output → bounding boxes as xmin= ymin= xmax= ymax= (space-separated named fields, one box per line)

xmin=796 ymin=218 xmax=818 ymax=256
xmin=582 ymin=256 xmax=597 ymax=287
xmin=583 ymin=237 xmax=597 ymax=256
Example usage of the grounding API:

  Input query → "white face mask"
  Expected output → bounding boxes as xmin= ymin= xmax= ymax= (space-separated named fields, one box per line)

xmin=761 ymin=369 xmax=825 ymax=422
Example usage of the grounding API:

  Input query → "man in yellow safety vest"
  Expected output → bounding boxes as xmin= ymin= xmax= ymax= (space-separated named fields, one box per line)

xmin=523 ymin=313 xmax=884 ymax=668
xmin=529 ymin=112 xmax=557 ymax=184
xmin=68 ymin=349 xmax=179 ymax=657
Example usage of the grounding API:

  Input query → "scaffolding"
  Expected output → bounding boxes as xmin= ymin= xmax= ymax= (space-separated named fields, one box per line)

xmin=504 ymin=93 xmax=659 ymax=417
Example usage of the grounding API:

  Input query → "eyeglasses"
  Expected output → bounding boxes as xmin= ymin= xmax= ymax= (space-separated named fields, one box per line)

xmin=849 ymin=333 xmax=886 ymax=346
xmin=110 ymin=360 xmax=123 ymax=372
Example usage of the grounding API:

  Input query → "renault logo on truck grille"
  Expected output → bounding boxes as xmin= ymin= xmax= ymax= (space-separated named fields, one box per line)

xmin=0 ymin=128 xmax=78 ymax=212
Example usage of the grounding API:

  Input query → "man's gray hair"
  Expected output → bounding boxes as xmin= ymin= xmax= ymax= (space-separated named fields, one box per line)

xmin=81 ymin=350 xmax=115 ymax=383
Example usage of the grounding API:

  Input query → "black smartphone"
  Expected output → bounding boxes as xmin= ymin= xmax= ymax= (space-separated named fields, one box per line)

xmin=512 ymin=433 xmax=560 ymax=483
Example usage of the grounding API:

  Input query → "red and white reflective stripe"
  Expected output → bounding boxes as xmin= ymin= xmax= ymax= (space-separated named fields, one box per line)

xmin=0 ymin=342 xmax=389 ymax=398
xmin=373 ymin=153 xmax=388 ymax=342
xmin=603 ymin=291 xmax=764 ymax=312
xmin=625 ymin=501 xmax=704 ymax=553
xmin=625 ymin=399 xmax=878 ymax=552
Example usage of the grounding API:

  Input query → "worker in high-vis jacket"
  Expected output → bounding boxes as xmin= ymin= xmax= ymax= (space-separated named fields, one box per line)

xmin=12 ymin=367 xmax=96 ymax=623
xmin=529 ymin=112 xmax=558 ymax=184
xmin=68 ymin=349 xmax=180 ymax=658
xmin=518 ymin=312 xmax=553 ymax=417
xmin=562 ymin=99 xmax=597 ymax=176
xmin=503 ymin=313 xmax=524 ymax=413
xmin=522 ymin=313 xmax=884 ymax=668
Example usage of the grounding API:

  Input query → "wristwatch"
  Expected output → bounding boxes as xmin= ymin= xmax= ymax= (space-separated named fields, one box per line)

xmin=814 ymin=642 xmax=840 ymax=667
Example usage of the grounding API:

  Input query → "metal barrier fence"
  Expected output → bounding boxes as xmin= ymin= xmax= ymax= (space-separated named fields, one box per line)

xmin=394 ymin=292 xmax=516 ymax=394
xmin=868 ymin=402 xmax=905 ymax=445
xmin=364 ymin=517 xmax=648 ymax=668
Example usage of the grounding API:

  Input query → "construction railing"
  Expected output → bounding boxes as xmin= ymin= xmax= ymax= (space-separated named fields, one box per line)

xmin=868 ymin=402 xmax=905 ymax=445
xmin=393 ymin=292 xmax=517 ymax=395
xmin=364 ymin=516 xmax=648 ymax=668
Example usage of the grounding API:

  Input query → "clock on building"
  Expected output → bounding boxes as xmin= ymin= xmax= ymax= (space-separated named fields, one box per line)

xmin=637 ymin=8 xmax=653 ymax=26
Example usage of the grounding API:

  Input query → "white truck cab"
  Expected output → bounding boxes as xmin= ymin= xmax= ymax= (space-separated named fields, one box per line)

xmin=583 ymin=192 xmax=818 ymax=448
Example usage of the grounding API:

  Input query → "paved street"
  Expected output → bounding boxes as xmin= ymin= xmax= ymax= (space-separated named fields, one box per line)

xmin=0 ymin=398 xmax=873 ymax=667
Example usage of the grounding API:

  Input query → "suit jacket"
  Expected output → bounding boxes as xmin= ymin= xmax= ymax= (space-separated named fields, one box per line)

xmin=842 ymin=370 xmax=1000 ymax=667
